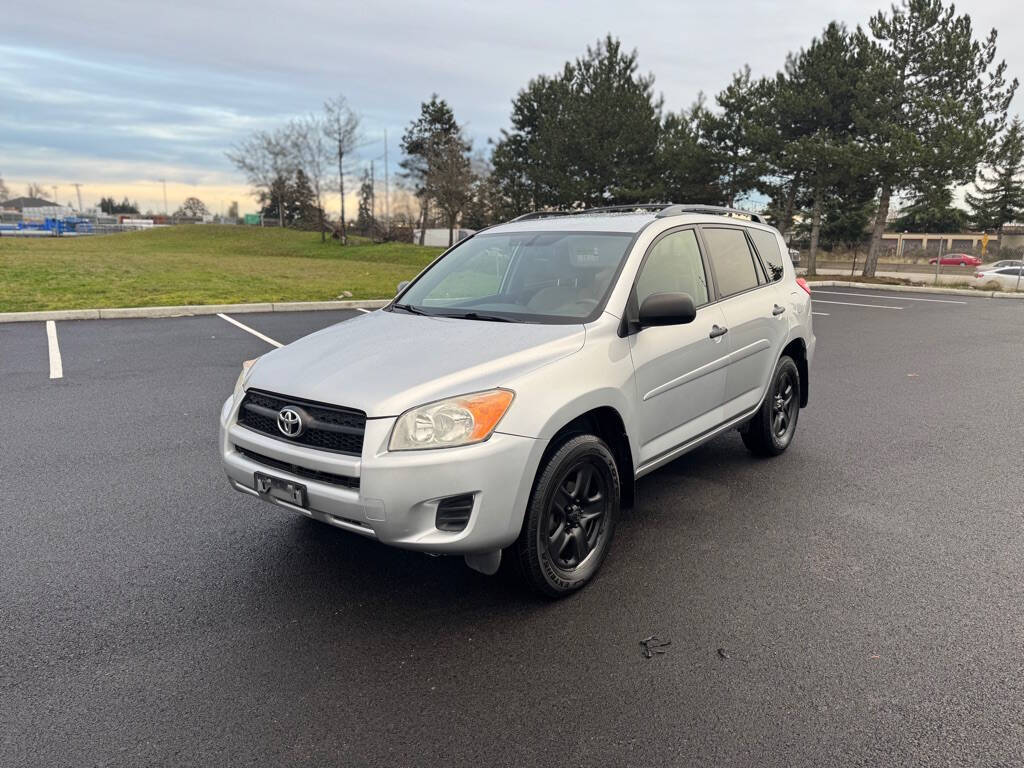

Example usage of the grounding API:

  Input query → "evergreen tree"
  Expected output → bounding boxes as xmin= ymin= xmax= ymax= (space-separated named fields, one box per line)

xmin=893 ymin=186 xmax=970 ymax=232
xmin=401 ymin=95 xmax=466 ymax=243
xmin=702 ymin=66 xmax=767 ymax=206
xmin=356 ymin=169 xmax=375 ymax=235
xmin=858 ymin=0 xmax=1016 ymax=277
xmin=491 ymin=36 xmax=662 ymax=211
xmin=770 ymin=23 xmax=873 ymax=275
xmin=966 ymin=117 xmax=1024 ymax=232
xmin=659 ymin=98 xmax=726 ymax=205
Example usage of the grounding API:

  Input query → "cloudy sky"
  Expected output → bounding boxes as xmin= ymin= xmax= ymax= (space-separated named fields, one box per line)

xmin=1 ymin=0 xmax=1019 ymax=215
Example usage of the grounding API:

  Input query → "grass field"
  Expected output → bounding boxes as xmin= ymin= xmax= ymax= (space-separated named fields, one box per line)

xmin=0 ymin=226 xmax=444 ymax=312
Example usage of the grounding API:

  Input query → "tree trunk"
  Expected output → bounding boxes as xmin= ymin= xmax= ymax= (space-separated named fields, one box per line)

xmin=418 ymin=199 xmax=427 ymax=245
xmin=338 ymin=143 xmax=346 ymax=245
xmin=319 ymin=204 xmax=326 ymax=243
xmin=808 ymin=184 xmax=822 ymax=277
xmin=863 ymin=180 xmax=891 ymax=278
xmin=448 ymin=220 xmax=454 ymax=247
xmin=779 ymin=173 xmax=800 ymax=240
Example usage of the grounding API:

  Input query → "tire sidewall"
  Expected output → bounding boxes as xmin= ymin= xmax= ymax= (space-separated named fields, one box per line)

xmin=522 ymin=436 xmax=620 ymax=595
xmin=769 ymin=356 xmax=800 ymax=451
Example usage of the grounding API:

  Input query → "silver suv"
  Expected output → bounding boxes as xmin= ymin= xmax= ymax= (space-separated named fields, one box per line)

xmin=219 ymin=204 xmax=815 ymax=596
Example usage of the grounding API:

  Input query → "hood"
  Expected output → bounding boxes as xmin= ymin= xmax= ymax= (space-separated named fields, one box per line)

xmin=246 ymin=310 xmax=586 ymax=417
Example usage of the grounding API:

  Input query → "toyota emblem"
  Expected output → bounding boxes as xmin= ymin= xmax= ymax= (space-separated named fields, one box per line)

xmin=277 ymin=407 xmax=304 ymax=437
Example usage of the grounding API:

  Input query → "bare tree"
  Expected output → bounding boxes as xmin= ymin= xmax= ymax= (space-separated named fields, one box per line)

xmin=0 ymin=173 xmax=8 ymax=202
xmin=174 ymin=197 xmax=210 ymax=218
xmin=26 ymin=182 xmax=47 ymax=200
xmin=323 ymin=95 xmax=361 ymax=244
xmin=288 ymin=116 xmax=332 ymax=242
xmin=426 ymin=132 xmax=474 ymax=246
xmin=226 ymin=128 xmax=294 ymax=227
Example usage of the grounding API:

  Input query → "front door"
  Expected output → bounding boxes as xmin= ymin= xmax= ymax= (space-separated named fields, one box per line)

xmin=628 ymin=228 xmax=731 ymax=465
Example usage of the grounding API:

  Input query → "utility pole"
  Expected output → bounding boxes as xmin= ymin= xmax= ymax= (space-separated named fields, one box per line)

xmin=52 ymin=185 xmax=58 ymax=205
xmin=370 ymin=160 xmax=376 ymax=239
xmin=71 ymin=183 xmax=83 ymax=212
xmin=158 ymin=179 xmax=168 ymax=215
xmin=383 ymin=130 xmax=390 ymax=237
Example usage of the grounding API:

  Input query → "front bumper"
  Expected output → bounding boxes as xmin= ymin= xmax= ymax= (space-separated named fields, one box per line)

xmin=219 ymin=396 xmax=545 ymax=553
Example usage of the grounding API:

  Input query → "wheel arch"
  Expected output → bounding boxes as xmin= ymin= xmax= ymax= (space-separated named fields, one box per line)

xmin=538 ymin=405 xmax=636 ymax=511
xmin=781 ymin=337 xmax=809 ymax=407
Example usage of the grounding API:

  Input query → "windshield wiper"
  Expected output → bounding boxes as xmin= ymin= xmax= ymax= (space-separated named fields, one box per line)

xmin=392 ymin=302 xmax=428 ymax=316
xmin=442 ymin=311 xmax=515 ymax=323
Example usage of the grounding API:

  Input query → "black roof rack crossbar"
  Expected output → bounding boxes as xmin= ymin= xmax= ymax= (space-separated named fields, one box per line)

xmin=655 ymin=204 xmax=766 ymax=224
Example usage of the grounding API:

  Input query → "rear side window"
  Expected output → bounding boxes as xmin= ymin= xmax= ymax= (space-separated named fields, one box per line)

xmin=748 ymin=228 xmax=785 ymax=282
xmin=636 ymin=229 xmax=709 ymax=307
xmin=702 ymin=228 xmax=760 ymax=297
xmin=996 ymin=267 xmax=1022 ymax=275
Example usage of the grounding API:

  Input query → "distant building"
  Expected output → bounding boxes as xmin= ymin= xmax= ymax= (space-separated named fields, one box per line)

xmin=413 ymin=228 xmax=475 ymax=247
xmin=881 ymin=231 xmax=1001 ymax=258
xmin=4 ymin=196 xmax=57 ymax=211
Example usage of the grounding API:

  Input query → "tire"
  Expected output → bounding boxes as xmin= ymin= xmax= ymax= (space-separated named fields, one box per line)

xmin=741 ymin=355 xmax=801 ymax=457
xmin=514 ymin=434 xmax=619 ymax=598
xmin=959 ymin=261 xmax=967 ymax=267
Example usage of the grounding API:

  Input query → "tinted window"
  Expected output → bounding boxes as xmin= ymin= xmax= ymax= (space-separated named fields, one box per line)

xmin=996 ymin=267 xmax=1022 ymax=275
xmin=749 ymin=228 xmax=785 ymax=282
xmin=636 ymin=229 xmax=709 ymax=307
xmin=702 ymin=228 xmax=760 ymax=297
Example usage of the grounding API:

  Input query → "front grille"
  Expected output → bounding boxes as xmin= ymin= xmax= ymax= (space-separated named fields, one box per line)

xmin=435 ymin=494 xmax=474 ymax=532
xmin=235 ymin=446 xmax=360 ymax=490
xmin=237 ymin=389 xmax=366 ymax=456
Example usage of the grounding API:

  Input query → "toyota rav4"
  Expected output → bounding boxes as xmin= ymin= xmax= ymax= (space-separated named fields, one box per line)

xmin=219 ymin=204 xmax=815 ymax=596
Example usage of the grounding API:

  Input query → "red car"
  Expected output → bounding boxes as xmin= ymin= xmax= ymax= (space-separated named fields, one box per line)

xmin=929 ymin=253 xmax=982 ymax=266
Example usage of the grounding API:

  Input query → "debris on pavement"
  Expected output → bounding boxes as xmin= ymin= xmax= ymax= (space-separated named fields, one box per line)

xmin=640 ymin=635 xmax=671 ymax=659
xmin=717 ymin=647 xmax=730 ymax=660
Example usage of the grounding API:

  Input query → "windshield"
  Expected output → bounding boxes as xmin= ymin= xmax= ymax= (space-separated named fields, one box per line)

xmin=394 ymin=231 xmax=635 ymax=323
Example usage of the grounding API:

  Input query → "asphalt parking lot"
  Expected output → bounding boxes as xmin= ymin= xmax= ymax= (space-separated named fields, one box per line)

xmin=3 ymin=289 xmax=1023 ymax=767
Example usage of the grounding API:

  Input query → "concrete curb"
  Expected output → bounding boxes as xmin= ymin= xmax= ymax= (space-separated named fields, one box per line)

xmin=0 ymin=299 xmax=391 ymax=324
xmin=809 ymin=280 xmax=1024 ymax=300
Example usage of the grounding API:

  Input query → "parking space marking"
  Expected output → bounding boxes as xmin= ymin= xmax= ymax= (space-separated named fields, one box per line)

xmin=45 ymin=321 xmax=63 ymax=379
xmin=812 ymin=299 xmax=903 ymax=310
xmin=216 ymin=313 xmax=283 ymax=348
xmin=356 ymin=308 xmax=371 ymax=314
xmin=813 ymin=290 xmax=967 ymax=305
xmin=812 ymin=312 xmax=830 ymax=316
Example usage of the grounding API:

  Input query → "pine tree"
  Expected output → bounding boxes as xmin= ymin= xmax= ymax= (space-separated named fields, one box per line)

xmin=966 ymin=117 xmax=1024 ymax=233
xmin=858 ymin=0 xmax=1016 ymax=277
xmin=491 ymin=36 xmax=662 ymax=211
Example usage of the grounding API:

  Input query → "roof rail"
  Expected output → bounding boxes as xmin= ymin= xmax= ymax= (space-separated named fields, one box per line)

xmin=509 ymin=204 xmax=675 ymax=222
xmin=508 ymin=210 xmax=576 ymax=222
xmin=655 ymin=204 xmax=766 ymax=224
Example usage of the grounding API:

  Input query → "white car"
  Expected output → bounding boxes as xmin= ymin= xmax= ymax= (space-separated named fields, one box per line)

xmin=973 ymin=266 xmax=1024 ymax=291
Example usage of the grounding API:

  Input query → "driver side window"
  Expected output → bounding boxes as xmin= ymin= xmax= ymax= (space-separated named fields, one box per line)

xmin=635 ymin=229 xmax=709 ymax=307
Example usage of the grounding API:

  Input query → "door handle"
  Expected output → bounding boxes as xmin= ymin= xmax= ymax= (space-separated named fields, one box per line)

xmin=772 ymin=304 xmax=786 ymax=316
xmin=709 ymin=324 xmax=728 ymax=339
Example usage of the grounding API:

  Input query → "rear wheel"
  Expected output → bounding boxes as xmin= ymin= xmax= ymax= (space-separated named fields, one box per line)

xmin=741 ymin=355 xmax=801 ymax=457
xmin=514 ymin=434 xmax=619 ymax=597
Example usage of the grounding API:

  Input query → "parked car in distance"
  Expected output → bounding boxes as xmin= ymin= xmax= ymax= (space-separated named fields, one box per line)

xmin=973 ymin=266 xmax=1024 ymax=291
xmin=929 ymin=253 xmax=981 ymax=266
xmin=788 ymin=247 xmax=801 ymax=266
xmin=979 ymin=259 xmax=1023 ymax=271
xmin=219 ymin=204 xmax=815 ymax=597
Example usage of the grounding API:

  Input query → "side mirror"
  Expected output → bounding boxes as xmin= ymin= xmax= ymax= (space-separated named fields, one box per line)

xmin=396 ymin=280 xmax=410 ymax=295
xmin=638 ymin=292 xmax=697 ymax=327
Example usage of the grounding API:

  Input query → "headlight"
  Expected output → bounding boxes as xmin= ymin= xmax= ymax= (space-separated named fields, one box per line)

xmin=233 ymin=358 xmax=259 ymax=398
xmin=389 ymin=389 xmax=514 ymax=451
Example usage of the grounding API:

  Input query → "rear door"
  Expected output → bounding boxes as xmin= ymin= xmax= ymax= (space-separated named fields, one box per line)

xmin=627 ymin=227 xmax=731 ymax=464
xmin=700 ymin=226 xmax=788 ymax=418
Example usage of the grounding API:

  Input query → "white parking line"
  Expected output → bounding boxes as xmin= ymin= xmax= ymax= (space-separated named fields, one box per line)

xmin=217 ymin=313 xmax=283 ymax=348
xmin=812 ymin=299 xmax=903 ymax=310
xmin=813 ymin=290 xmax=967 ymax=305
xmin=45 ymin=320 xmax=63 ymax=379
xmin=812 ymin=312 xmax=830 ymax=316
xmin=356 ymin=308 xmax=371 ymax=314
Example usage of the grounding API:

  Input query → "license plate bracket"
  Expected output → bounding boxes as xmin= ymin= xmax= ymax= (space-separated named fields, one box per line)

xmin=254 ymin=472 xmax=308 ymax=508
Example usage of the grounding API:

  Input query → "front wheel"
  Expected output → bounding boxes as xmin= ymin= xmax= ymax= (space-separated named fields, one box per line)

xmin=514 ymin=434 xmax=619 ymax=597
xmin=741 ymin=355 xmax=801 ymax=457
